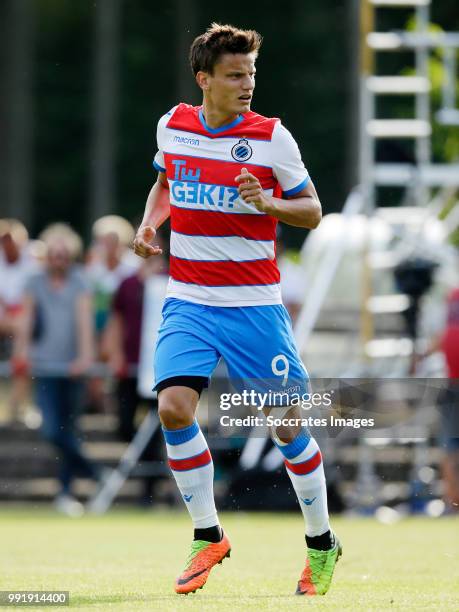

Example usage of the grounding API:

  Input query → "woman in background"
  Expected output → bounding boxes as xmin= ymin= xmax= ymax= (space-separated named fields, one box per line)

xmin=13 ymin=223 xmax=102 ymax=516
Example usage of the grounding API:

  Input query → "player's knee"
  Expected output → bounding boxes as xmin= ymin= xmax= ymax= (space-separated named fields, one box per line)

xmin=268 ymin=406 xmax=302 ymax=444
xmin=272 ymin=427 xmax=300 ymax=445
xmin=158 ymin=389 xmax=195 ymax=429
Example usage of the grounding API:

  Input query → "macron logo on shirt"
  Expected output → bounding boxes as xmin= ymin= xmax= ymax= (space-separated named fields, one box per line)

xmin=173 ymin=135 xmax=200 ymax=147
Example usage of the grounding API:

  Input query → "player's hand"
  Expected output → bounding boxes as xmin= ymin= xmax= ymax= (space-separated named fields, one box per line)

xmin=235 ymin=168 xmax=273 ymax=213
xmin=133 ymin=226 xmax=163 ymax=259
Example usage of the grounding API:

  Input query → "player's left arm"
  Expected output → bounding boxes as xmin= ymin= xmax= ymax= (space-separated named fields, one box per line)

xmin=236 ymin=168 xmax=321 ymax=229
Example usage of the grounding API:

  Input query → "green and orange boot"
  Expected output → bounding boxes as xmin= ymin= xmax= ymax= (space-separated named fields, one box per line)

xmin=175 ymin=532 xmax=231 ymax=595
xmin=296 ymin=533 xmax=342 ymax=596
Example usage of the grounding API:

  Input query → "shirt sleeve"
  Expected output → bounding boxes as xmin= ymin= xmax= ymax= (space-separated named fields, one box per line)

xmin=153 ymin=105 xmax=178 ymax=173
xmin=271 ymin=121 xmax=310 ymax=196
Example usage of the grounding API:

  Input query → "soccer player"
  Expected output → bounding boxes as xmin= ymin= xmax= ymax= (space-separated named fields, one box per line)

xmin=133 ymin=23 xmax=342 ymax=596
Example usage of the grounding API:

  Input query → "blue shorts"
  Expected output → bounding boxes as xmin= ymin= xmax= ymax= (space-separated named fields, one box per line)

xmin=154 ymin=298 xmax=309 ymax=396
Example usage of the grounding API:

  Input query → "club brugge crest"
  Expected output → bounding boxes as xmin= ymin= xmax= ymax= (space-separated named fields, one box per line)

xmin=231 ymin=138 xmax=253 ymax=162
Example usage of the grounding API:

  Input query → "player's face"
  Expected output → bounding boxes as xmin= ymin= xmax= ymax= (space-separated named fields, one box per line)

xmin=204 ymin=53 xmax=256 ymax=116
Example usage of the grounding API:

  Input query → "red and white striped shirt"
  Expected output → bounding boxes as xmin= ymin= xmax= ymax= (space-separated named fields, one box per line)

xmin=153 ymin=103 xmax=309 ymax=307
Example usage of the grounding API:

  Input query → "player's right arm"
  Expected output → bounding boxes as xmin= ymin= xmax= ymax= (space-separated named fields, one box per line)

xmin=133 ymin=172 xmax=170 ymax=258
xmin=134 ymin=106 xmax=177 ymax=258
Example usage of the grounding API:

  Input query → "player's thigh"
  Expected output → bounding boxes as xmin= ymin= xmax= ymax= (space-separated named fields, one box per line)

xmin=219 ymin=304 xmax=308 ymax=391
xmin=154 ymin=298 xmax=220 ymax=387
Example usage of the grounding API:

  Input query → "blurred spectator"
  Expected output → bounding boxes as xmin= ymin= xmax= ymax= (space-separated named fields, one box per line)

xmin=417 ymin=286 xmax=459 ymax=512
xmin=85 ymin=215 xmax=139 ymax=413
xmin=105 ymin=251 xmax=167 ymax=505
xmin=0 ymin=219 xmax=40 ymax=422
xmin=13 ymin=223 xmax=103 ymax=516
xmin=86 ymin=215 xmax=139 ymax=336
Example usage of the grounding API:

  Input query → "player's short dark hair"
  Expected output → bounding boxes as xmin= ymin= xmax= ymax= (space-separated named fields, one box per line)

xmin=189 ymin=23 xmax=262 ymax=76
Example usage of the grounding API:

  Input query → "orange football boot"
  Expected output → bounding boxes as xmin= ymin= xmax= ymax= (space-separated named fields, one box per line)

xmin=175 ymin=532 xmax=231 ymax=595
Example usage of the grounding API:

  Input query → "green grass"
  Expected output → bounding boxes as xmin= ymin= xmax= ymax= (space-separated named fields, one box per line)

xmin=0 ymin=508 xmax=458 ymax=611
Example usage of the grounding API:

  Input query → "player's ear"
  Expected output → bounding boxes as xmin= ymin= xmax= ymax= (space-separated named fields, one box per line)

xmin=196 ymin=71 xmax=210 ymax=91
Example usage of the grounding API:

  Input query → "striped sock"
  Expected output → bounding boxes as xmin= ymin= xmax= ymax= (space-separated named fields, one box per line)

xmin=162 ymin=420 xmax=219 ymax=529
xmin=273 ymin=429 xmax=330 ymax=537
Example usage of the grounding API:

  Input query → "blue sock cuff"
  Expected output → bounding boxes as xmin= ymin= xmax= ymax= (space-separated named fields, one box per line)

xmin=274 ymin=429 xmax=310 ymax=459
xmin=162 ymin=420 xmax=200 ymax=445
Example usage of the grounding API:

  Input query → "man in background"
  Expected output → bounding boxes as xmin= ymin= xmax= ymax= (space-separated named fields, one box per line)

xmin=86 ymin=215 xmax=139 ymax=413
xmin=417 ymin=285 xmax=459 ymax=511
xmin=105 ymin=250 xmax=168 ymax=505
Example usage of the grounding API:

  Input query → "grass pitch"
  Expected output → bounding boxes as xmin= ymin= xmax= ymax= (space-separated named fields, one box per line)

xmin=1 ymin=508 xmax=458 ymax=611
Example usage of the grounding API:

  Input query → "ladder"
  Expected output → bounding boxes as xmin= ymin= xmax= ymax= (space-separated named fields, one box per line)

xmin=361 ymin=0 xmax=459 ymax=211
xmin=359 ymin=0 xmax=459 ymax=363
xmin=353 ymin=1 xmax=458 ymax=511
